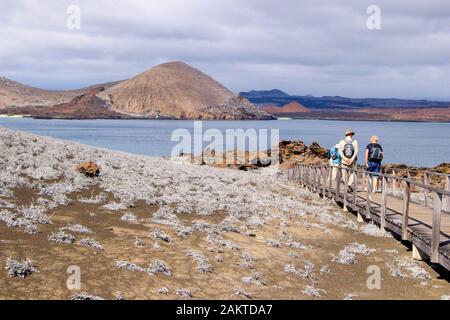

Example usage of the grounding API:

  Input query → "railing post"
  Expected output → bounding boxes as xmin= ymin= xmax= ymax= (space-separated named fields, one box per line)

xmin=380 ymin=176 xmax=388 ymax=229
xmin=401 ymin=181 xmax=411 ymax=240
xmin=315 ymin=168 xmax=320 ymax=192
xmin=407 ymin=172 xmax=414 ymax=192
xmin=322 ymin=167 xmax=327 ymax=197
xmin=343 ymin=167 xmax=348 ymax=210
xmin=336 ymin=167 xmax=341 ymax=200
xmin=353 ymin=168 xmax=358 ymax=209
xmin=431 ymin=192 xmax=443 ymax=263
xmin=443 ymin=176 xmax=450 ymax=212
xmin=423 ymin=173 xmax=429 ymax=207
xmin=312 ymin=168 xmax=317 ymax=192
xmin=365 ymin=172 xmax=372 ymax=219
xmin=328 ymin=165 xmax=333 ymax=198
xmin=300 ymin=165 xmax=304 ymax=185
xmin=392 ymin=170 xmax=397 ymax=194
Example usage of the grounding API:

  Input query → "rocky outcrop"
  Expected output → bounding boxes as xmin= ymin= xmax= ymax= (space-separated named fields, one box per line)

xmin=279 ymin=141 xmax=328 ymax=166
xmin=77 ymin=161 xmax=100 ymax=177
xmin=383 ymin=163 xmax=450 ymax=188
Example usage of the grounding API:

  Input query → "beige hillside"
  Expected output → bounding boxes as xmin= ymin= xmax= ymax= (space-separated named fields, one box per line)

xmin=0 ymin=77 xmax=85 ymax=109
xmin=98 ymin=62 xmax=272 ymax=120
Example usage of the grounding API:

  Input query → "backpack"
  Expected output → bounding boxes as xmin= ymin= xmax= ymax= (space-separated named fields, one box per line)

xmin=343 ymin=140 xmax=354 ymax=159
xmin=369 ymin=144 xmax=383 ymax=161
xmin=330 ymin=147 xmax=339 ymax=160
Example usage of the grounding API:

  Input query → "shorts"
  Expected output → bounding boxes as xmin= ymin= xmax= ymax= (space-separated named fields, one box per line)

xmin=367 ymin=161 xmax=381 ymax=173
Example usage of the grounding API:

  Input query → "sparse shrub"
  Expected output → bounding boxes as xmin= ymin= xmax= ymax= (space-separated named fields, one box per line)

xmin=120 ymin=213 xmax=138 ymax=222
xmin=186 ymin=250 xmax=212 ymax=273
xmin=147 ymin=260 xmax=172 ymax=276
xmin=333 ymin=243 xmax=376 ymax=264
xmin=239 ymin=251 xmax=255 ymax=269
xmin=78 ymin=193 xmax=107 ymax=204
xmin=233 ymin=288 xmax=253 ymax=299
xmin=61 ymin=224 xmax=92 ymax=234
xmin=152 ymin=229 xmax=173 ymax=243
xmin=302 ymin=285 xmax=326 ymax=297
xmin=102 ymin=201 xmax=129 ymax=211
xmin=266 ymin=239 xmax=281 ymax=248
xmin=115 ymin=260 xmax=144 ymax=272
xmin=320 ymin=265 xmax=331 ymax=274
xmin=134 ymin=237 xmax=145 ymax=247
xmin=360 ymin=222 xmax=393 ymax=238
xmin=176 ymin=289 xmax=193 ymax=298
xmin=5 ymin=258 xmax=38 ymax=278
xmin=158 ymin=287 xmax=169 ymax=295
xmin=241 ymin=272 xmax=266 ymax=286
xmin=48 ymin=231 xmax=76 ymax=244
xmin=286 ymin=241 xmax=306 ymax=249
xmin=79 ymin=239 xmax=104 ymax=250
xmin=385 ymin=257 xmax=431 ymax=280
xmin=70 ymin=292 xmax=104 ymax=300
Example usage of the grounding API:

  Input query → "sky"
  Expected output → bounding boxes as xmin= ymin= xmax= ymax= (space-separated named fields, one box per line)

xmin=1 ymin=0 xmax=450 ymax=100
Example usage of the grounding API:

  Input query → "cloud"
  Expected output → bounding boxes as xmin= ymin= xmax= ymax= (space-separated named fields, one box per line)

xmin=0 ymin=0 xmax=449 ymax=99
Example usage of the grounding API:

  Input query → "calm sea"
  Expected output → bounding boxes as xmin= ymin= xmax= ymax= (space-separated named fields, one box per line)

xmin=0 ymin=118 xmax=448 ymax=167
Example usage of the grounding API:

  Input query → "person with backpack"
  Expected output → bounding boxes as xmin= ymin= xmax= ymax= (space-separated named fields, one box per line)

xmin=329 ymin=143 xmax=341 ymax=180
xmin=365 ymin=135 xmax=383 ymax=193
xmin=338 ymin=129 xmax=358 ymax=192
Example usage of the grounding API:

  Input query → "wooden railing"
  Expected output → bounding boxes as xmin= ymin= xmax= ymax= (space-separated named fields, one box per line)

xmin=383 ymin=168 xmax=450 ymax=211
xmin=287 ymin=163 xmax=450 ymax=268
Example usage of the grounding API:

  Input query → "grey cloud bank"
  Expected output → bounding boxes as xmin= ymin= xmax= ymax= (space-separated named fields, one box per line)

xmin=0 ymin=0 xmax=449 ymax=99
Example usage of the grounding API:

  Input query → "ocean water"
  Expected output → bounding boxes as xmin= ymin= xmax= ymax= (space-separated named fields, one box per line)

xmin=0 ymin=118 xmax=449 ymax=167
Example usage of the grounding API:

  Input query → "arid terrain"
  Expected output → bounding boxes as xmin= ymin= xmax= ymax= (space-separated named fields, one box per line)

xmin=0 ymin=127 xmax=449 ymax=300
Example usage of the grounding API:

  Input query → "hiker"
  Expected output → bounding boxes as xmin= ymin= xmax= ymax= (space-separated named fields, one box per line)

xmin=329 ymin=144 xmax=341 ymax=180
xmin=365 ymin=135 xmax=383 ymax=193
xmin=338 ymin=129 xmax=358 ymax=192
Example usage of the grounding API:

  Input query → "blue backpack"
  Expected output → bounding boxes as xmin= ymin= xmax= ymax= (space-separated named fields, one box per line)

xmin=330 ymin=147 xmax=339 ymax=160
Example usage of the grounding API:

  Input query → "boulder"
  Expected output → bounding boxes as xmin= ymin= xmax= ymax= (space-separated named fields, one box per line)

xmin=278 ymin=140 xmax=328 ymax=166
xmin=76 ymin=161 xmax=100 ymax=177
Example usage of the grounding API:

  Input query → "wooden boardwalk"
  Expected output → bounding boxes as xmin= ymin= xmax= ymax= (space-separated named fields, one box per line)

xmin=287 ymin=164 xmax=450 ymax=271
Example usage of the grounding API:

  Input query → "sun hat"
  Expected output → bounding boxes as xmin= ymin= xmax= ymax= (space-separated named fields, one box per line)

xmin=345 ymin=129 xmax=355 ymax=136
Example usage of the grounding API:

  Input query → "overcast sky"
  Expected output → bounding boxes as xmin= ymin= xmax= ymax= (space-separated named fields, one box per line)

xmin=1 ymin=0 xmax=450 ymax=99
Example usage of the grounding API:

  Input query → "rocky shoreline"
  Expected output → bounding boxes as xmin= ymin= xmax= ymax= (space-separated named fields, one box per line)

xmin=0 ymin=127 xmax=449 ymax=299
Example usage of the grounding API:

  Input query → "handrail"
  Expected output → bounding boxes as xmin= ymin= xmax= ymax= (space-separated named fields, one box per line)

xmin=287 ymin=162 xmax=449 ymax=268
xmin=292 ymin=164 xmax=450 ymax=197
xmin=385 ymin=168 xmax=450 ymax=178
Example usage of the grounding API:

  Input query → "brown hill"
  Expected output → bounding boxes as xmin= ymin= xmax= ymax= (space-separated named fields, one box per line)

xmin=262 ymin=101 xmax=310 ymax=114
xmin=2 ymin=86 xmax=128 ymax=119
xmin=0 ymin=77 xmax=86 ymax=109
xmin=98 ymin=62 xmax=272 ymax=120
xmin=0 ymin=77 xmax=121 ymax=111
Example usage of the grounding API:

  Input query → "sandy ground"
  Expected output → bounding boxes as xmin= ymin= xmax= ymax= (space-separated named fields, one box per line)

xmin=0 ymin=127 xmax=449 ymax=300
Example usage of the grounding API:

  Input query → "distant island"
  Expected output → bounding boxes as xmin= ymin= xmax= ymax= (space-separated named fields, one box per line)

xmin=0 ymin=62 xmax=272 ymax=120
xmin=1 ymin=62 xmax=449 ymax=122
xmin=240 ymin=90 xmax=450 ymax=122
